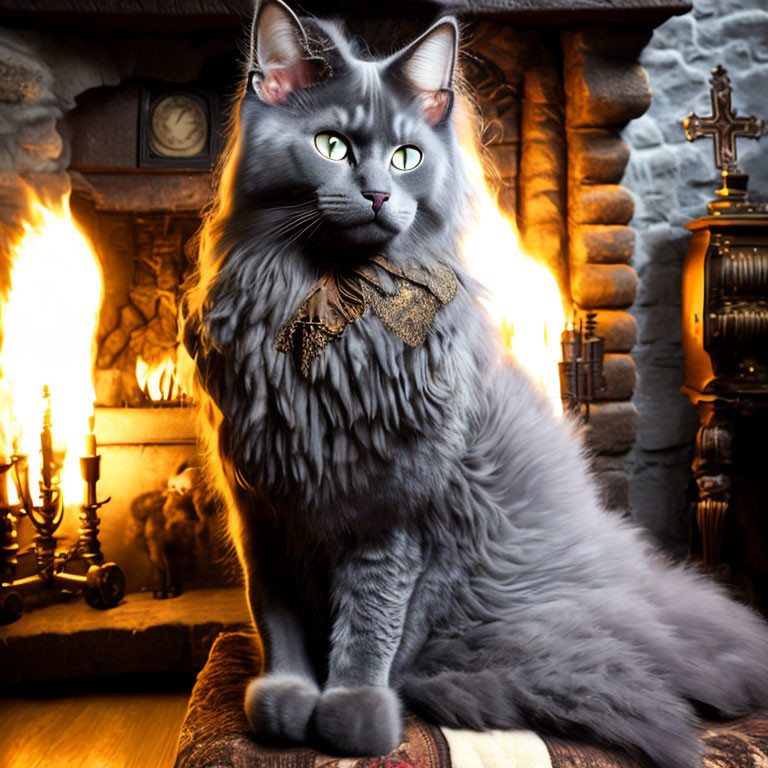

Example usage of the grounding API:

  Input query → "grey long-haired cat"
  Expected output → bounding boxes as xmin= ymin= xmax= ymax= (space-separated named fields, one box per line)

xmin=182 ymin=2 xmax=768 ymax=766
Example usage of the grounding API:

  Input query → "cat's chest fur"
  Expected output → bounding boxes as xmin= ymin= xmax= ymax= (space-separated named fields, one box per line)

xmin=204 ymin=244 xmax=476 ymax=534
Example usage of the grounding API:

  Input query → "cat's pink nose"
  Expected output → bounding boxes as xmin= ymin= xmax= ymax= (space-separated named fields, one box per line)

xmin=362 ymin=191 xmax=390 ymax=213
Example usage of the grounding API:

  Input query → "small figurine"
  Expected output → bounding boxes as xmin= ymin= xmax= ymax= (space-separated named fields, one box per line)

xmin=130 ymin=463 xmax=215 ymax=598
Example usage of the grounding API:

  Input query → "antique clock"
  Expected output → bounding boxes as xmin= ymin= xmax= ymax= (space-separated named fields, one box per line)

xmin=139 ymin=86 xmax=221 ymax=169
xmin=681 ymin=65 xmax=768 ymax=586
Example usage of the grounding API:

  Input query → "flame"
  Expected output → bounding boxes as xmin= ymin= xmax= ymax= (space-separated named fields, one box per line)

xmin=136 ymin=353 xmax=183 ymax=402
xmin=0 ymin=187 xmax=102 ymax=502
xmin=459 ymin=141 xmax=566 ymax=413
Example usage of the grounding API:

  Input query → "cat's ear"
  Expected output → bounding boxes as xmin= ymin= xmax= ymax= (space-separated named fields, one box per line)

xmin=248 ymin=0 xmax=324 ymax=105
xmin=386 ymin=18 xmax=459 ymax=127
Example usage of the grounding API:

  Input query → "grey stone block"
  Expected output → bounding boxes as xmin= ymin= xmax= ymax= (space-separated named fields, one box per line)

xmin=651 ymin=13 xmax=696 ymax=56
xmin=634 ymin=360 xmax=698 ymax=451
xmin=623 ymin=114 xmax=664 ymax=149
xmin=637 ymin=223 xmax=689 ymax=266
xmin=635 ymin=263 xmax=682 ymax=308
xmin=634 ymin=306 xmax=682 ymax=344
xmin=696 ymin=10 xmax=768 ymax=52
xmin=678 ymin=144 xmax=723 ymax=188
xmin=629 ymin=449 xmax=694 ymax=553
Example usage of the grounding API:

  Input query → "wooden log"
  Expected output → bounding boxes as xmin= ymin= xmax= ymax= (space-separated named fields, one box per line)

xmin=599 ymin=353 xmax=638 ymax=400
xmin=564 ymin=25 xmax=654 ymax=59
xmin=577 ymin=308 xmax=638 ymax=352
xmin=570 ymin=184 xmax=634 ymax=224
xmin=591 ymin=452 xmax=631 ymax=511
xmin=518 ymin=37 xmax=569 ymax=299
xmin=468 ymin=22 xmax=535 ymax=93
xmin=584 ymin=401 xmax=638 ymax=455
xmin=562 ymin=28 xmax=652 ymax=129
xmin=467 ymin=24 xmax=534 ymax=218
xmin=570 ymin=224 xmax=635 ymax=265
xmin=487 ymin=143 xmax=519 ymax=181
xmin=569 ymin=129 xmax=631 ymax=185
xmin=571 ymin=263 xmax=638 ymax=308
xmin=561 ymin=26 xmax=651 ymax=460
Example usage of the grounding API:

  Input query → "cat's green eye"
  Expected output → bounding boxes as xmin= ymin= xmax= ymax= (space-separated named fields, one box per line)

xmin=391 ymin=145 xmax=422 ymax=171
xmin=315 ymin=132 xmax=349 ymax=161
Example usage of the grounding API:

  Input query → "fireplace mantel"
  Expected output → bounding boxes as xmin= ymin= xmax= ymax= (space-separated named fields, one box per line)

xmin=0 ymin=0 xmax=692 ymax=29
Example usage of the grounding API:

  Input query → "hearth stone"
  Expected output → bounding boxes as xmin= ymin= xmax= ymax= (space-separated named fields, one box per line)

xmin=0 ymin=587 xmax=249 ymax=687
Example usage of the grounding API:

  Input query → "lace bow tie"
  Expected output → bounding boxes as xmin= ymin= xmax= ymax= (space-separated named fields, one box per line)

xmin=275 ymin=253 xmax=458 ymax=377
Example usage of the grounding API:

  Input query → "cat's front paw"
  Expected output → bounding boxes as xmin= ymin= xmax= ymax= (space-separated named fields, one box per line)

xmin=245 ymin=673 xmax=320 ymax=744
xmin=314 ymin=685 xmax=402 ymax=756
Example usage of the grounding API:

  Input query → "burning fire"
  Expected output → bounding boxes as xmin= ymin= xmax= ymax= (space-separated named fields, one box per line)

xmin=0 ymin=187 xmax=102 ymax=502
xmin=459 ymin=141 xmax=566 ymax=413
xmin=136 ymin=352 xmax=184 ymax=402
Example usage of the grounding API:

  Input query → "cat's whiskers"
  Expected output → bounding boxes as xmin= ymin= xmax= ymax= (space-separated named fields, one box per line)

xmin=266 ymin=200 xmax=317 ymax=213
xmin=255 ymin=205 xmax=324 ymax=252
xmin=281 ymin=211 xmax=323 ymax=249
xmin=263 ymin=210 xmax=320 ymax=241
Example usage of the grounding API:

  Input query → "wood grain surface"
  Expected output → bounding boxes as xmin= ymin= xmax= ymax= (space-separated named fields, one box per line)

xmin=0 ymin=689 xmax=190 ymax=768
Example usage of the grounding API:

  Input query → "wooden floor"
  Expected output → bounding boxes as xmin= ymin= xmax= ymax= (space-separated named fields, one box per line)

xmin=0 ymin=687 xmax=190 ymax=768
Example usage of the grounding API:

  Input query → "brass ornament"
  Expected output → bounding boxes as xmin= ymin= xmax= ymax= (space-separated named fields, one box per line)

xmin=682 ymin=64 xmax=767 ymax=206
xmin=275 ymin=255 xmax=458 ymax=376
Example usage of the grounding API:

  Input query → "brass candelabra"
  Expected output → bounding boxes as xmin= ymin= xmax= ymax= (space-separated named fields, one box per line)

xmin=0 ymin=387 xmax=124 ymax=625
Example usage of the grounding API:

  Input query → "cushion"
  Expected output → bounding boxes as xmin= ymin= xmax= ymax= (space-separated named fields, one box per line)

xmin=174 ymin=631 xmax=768 ymax=768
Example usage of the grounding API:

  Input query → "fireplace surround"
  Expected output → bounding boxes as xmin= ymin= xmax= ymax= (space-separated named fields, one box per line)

xmin=0 ymin=0 xmax=691 ymax=598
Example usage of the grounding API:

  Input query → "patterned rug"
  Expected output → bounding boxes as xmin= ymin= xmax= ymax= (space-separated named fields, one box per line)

xmin=174 ymin=631 xmax=768 ymax=768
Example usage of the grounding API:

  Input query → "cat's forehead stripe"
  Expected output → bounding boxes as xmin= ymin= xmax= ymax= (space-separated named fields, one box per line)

xmin=331 ymin=104 xmax=417 ymax=144
xmin=355 ymin=61 xmax=385 ymax=121
xmin=332 ymin=106 xmax=349 ymax=125
xmin=350 ymin=104 xmax=367 ymax=131
xmin=357 ymin=61 xmax=381 ymax=97
xmin=392 ymin=114 xmax=416 ymax=142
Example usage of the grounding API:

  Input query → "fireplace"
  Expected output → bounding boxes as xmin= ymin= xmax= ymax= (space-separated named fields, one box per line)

xmin=0 ymin=0 xmax=690 ymax=606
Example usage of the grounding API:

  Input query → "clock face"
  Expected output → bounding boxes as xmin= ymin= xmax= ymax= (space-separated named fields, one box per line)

xmin=149 ymin=94 xmax=208 ymax=158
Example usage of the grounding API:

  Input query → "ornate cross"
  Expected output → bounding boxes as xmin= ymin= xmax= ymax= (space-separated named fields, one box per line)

xmin=683 ymin=65 xmax=766 ymax=172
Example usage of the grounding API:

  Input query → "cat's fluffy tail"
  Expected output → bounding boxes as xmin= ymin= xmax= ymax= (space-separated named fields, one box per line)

xmin=399 ymin=565 xmax=768 ymax=768
xmin=400 ymin=638 xmax=703 ymax=768
xmin=631 ymin=560 xmax=768 ymax=717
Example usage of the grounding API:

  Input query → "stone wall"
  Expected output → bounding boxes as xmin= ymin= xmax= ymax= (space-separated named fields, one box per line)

xmin=622 ymin=0 xmax=768 ymax=552
xmin=0 ymin=27 xmax=118 ymax=298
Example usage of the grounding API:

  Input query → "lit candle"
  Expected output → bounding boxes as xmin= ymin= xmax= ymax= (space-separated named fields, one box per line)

xmin=85 ymin=412 xmax=97 ymax=457
xmin=0 ymin=460 xmax=8 ymax=508
xmin=0 ymin=378 xmax=12 ymax=466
